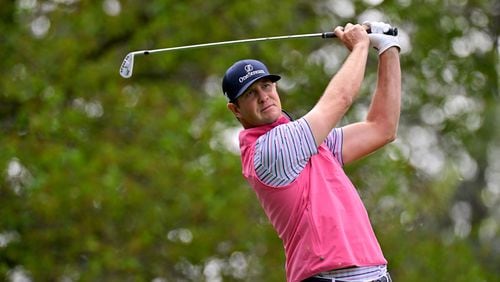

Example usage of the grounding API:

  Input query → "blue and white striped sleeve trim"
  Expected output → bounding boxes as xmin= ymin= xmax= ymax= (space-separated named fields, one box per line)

xmin=325 ymin=127 xmax=344 ymax=166
xmin=254 ymin=118 xmax=318 ymax=187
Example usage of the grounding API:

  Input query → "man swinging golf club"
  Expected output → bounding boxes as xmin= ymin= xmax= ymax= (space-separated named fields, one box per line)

xmin=222 ymin=22 xmax=401 ymax=282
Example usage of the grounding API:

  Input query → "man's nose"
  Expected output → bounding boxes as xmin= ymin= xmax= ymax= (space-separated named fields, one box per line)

xmin=256 ymin=88 xmax=268 ymax=102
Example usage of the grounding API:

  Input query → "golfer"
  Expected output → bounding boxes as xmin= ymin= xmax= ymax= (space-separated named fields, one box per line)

xmin=222 ymin=22 xmax=401 ymax=282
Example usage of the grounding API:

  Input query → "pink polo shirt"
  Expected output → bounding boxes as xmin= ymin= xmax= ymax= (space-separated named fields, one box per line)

xmin=239 ymin=115 xmax=387 ymax=282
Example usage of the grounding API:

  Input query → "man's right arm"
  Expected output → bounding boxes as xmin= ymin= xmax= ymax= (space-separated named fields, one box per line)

xmin=303 ymin=23 xmax=370 ymax=147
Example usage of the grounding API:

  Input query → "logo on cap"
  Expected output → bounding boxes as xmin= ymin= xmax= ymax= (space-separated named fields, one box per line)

xmin=244 ymin=64 xmax=254 ymax=72
xmin=238 ymin=64 xmax=265 ymax=83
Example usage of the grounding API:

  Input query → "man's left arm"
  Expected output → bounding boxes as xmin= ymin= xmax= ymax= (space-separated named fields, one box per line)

xmin=341 ymin=45 xmax=401 ymax=164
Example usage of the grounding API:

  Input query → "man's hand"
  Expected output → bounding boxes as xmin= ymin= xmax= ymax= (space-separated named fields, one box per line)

xmin=363 ymin=21 xmax=400 ymax=55
xmin=334 ymin=23 xmax=370 ymax=51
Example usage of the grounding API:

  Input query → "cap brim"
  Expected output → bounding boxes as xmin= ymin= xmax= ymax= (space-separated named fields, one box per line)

xmin=231 ymin=74 xmax=281 ymax=102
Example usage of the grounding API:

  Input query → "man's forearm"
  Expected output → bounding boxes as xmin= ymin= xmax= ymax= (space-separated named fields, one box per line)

xmin=366 ymin=47 xmax=401 ymax=139
xmin=304 ymin=43 xmax=370 ymax=146
xmin=321 ymin=43 xmax=370 ymax=116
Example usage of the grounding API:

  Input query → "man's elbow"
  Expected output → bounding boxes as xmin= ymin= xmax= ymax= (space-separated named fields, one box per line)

xmin=376 ymin=123 xmax=398 ymax=145
xmin=386 ymin=131 xmax=397 ymax=144
xmin=368 ymin=114 xmax=399 ymax=143
xmin=383 ymin=126 xmax=398 ymax=144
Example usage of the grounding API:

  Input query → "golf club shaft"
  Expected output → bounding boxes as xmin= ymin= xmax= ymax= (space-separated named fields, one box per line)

xmin=141 ymin=32 xmax=335 ymax=55
xmin=119 ymin=27 xmax=398 ymax=78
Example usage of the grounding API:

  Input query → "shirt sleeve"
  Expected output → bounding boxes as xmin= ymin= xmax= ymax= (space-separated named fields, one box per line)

xmin=324 ymin=127 xmax=344 ymax=166
xmin=253 ymin=118 xmax=318 ymax=187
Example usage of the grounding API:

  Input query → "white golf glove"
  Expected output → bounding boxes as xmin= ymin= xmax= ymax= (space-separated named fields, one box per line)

xmin=363 ymin=21 xmax=400 ymax=55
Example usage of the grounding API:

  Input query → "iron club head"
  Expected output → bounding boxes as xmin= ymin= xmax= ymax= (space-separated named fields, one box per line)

xmin=119 ymin=53 xmax=135 ymax=78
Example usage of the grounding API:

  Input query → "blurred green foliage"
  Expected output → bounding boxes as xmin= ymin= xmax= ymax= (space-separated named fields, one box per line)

xmin=1 ymin=0 xmax=499 ymax=281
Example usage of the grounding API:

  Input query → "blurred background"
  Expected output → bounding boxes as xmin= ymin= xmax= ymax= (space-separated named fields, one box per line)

xmin=1 ymin=0 xmax=499 ymax=281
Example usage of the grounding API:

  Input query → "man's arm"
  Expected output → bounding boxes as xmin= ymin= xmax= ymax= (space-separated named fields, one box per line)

xmin=342 ymin=47 xmax=401 ymax=164
xmin=303 ymin=23 xmax=370 ymax=147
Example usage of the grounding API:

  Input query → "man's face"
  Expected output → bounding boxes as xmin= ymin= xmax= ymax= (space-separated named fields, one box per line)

xmin=227 ymin=78 xmax=282 ymax=128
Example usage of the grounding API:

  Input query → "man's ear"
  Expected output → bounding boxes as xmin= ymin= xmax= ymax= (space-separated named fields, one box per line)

xmin=227 ymin=102 xmax=241 ymax=119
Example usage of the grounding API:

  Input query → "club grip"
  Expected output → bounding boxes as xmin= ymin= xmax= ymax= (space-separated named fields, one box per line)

xmin=322 ymin=27 xmax=398 ymax=38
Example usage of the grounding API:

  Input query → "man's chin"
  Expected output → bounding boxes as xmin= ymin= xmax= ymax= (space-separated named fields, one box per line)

xmin=244 ymin=109 xmax=282 ymax=128
xmin=262 ymin=105 xmax=281 ymax=116
xmin=262 ymin=112 xmax=281 ymax=124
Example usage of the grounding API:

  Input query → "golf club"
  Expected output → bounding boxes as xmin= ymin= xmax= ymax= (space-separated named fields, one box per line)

xmin=119 ymin=27 xmax=398 ymax=78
